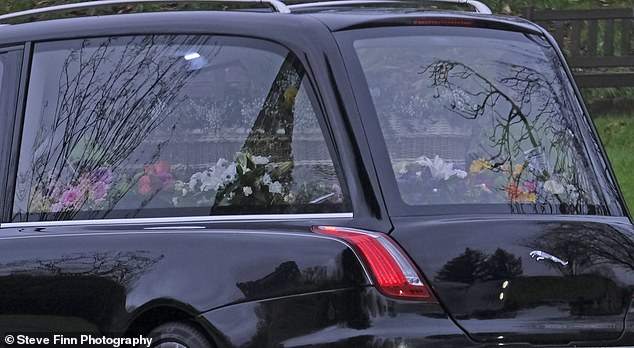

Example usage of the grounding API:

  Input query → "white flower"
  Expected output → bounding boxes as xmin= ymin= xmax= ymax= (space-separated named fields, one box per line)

xmin=224 ymin=163 xmax=237 ymax=180
xmin=187 ymin=157 xmax=238 ymax=193
xmin=50 ymin=203 xmax=63 ymax=213
xmin=417 ymin=155 xmax=467 ymax=181
xmin=215 ymin=158 xmax=228 ymax=167
xmin=268 ymin=181 xmax=282 ymax=194
xmin=567 ymin=184 xmax=579 ymax=202
xmin=252 ymin=156 xmax=270 ymax=165
xmin=262 ymin=173 xmax=272 ymax=185
xmin=544 ymin=179 xmax=565 ymax=194
xmin=198 ymin=170 xmax=224 ymax=192
xmin=393 ymin=161 xmax=409 ymax=175
xmin=243 ymin=186 xmax=253 ymax=196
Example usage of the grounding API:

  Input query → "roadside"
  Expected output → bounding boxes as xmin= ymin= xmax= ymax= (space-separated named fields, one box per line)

xmin=595 ymin=116 xmax=634 ymax=214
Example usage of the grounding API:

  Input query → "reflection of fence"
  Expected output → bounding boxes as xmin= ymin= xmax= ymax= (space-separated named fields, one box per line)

xmin=524 ymin=7 xmax=634 ymax=88
xmin=144 ymin=134 xmax=333 ymax=168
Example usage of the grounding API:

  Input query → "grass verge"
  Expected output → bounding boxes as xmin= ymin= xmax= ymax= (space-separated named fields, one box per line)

xmin=594 ymin=116 xmax=634 ymax=214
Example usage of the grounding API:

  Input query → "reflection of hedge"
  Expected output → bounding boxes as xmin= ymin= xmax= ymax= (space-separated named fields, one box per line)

xmin=438 ymin=274 xmax=627 ymax=318
xmin=505 ymin=275 xmax=626 ymax=315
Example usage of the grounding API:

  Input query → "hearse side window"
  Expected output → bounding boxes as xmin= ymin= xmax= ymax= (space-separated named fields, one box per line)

xmin=12 ymin=35 xmax=349 ymax=222
xmin=349 ymin=28 xmax=615 ymax=215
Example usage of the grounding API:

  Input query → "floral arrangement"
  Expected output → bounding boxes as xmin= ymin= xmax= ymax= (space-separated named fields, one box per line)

xmin=29 ymin=167 xmax=119 ymax=213
xmin=394 ymin=153 xmax=579 ymax=206
xmin=172 ymin=152 xmax=294 ymax=208
xmin=137 ymin=160 xmax=175 ymax=196
xmin=28 ymin=149 xmax=340 ymax=216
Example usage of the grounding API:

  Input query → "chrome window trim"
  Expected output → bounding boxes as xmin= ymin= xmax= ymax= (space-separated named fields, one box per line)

xmin=0 ymin=212 xmax=353 ymax=229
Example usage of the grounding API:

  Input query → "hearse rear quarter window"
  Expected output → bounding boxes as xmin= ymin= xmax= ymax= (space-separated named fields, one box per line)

xmin=346 ymin=27 xmax=617 ymax=215
xmin=12 ymin=35 xmax=349 ymax=222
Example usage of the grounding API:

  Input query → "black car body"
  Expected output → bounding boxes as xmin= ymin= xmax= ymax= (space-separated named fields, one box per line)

xmin=0 ymin=1 xmax=632 ymax=347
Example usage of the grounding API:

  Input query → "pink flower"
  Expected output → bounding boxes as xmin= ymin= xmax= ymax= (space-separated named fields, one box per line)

xmin=91 ymin=181 xmax=109 ymax=201
xmin=138 ymin=176 xmax=152 ymax=195
xmin=154 ymin=160 xmax=171 ymax=176
xmin=60 ymin=187 xmax=83 ymax=207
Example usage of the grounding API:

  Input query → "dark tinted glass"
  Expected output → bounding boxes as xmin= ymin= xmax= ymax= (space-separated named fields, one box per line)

xmin=348 ymin=28 xmax=618 ymax=215
xmin=13 ymin=36 xmax=348 ymax=222
xmin=0 ymin=49 xmax=23 ymax=222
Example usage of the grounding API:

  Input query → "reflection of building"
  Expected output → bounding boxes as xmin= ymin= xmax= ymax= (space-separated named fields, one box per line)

xmin=384 ymin=116 xmax=471 ymax=166
xmin=144 ymin=132 xmax=333 ymax=168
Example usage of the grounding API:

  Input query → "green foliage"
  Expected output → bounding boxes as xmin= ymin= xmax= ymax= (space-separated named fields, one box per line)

xmin=594 ymin=115 xmax=634 ymax=214
xmin=481 ymin=0 xmax=633 ymax=16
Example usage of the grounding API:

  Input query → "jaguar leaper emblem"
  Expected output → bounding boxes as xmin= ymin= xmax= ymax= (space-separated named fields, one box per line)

xmin=529 ymin=250 xmax=569 ymax=266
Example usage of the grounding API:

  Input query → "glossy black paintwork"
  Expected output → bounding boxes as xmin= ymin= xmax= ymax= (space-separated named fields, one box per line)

xmin=391 ymin=215 xmax=634 ymax=345
xmin=0 ymin=8 xmax=632 ymax=348
xmin=203 ymin=287 xmax=476 ymax=348
xmin=0 ymin=220 xmax=367 ymax=334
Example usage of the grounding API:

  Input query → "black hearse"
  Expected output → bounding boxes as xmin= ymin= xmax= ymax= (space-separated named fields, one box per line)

xmin=0 ymin=0 xmax=632 ymax=347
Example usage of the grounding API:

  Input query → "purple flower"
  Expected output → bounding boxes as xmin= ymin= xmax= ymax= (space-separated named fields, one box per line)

xmin=60 ymin=187 xmax=83 ymax=207
xmin=523 ymin=180 xmax=537 ymax=193
xmin=158 ymin=174 xmax=175 ymax=190
xmin=92 ymin=167 xmax=114 ymax=184
xmin=91 ymin=181 xmax=109 ymax=201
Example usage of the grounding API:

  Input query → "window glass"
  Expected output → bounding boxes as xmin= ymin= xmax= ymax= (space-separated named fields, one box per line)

xmin=13 ymin=36 xmax=348 ymax=222
xmin=0 ymin=49 xmax=23 ymax=220
xmin=352 ymin=29 xmax=611 ymax=214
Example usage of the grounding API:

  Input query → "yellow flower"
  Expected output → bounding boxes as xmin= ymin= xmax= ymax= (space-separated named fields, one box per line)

xmin=284 ymin=86 xmax=298 ymax=105
xmin=513 ymin=164 xmax=524 ymax=176
xmin=470 ymin=158 xmax=493 ymax=174
xmin=525 ymin=192 xmax=537 ymax=203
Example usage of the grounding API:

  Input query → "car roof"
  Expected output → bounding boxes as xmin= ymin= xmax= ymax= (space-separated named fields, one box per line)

xmin=0 ymin=1 xmax=542 ymax=42
xmin=303 ymin=10 xmax=541 ymax=32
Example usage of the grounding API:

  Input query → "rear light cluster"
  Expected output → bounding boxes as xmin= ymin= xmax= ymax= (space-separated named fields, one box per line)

xmin=409 ymin=17 xmax=515 ymax=31
xmin=411 ymin=18 xmax=477 ymax=27
xmin=313 ymin=226 xmax=434 ymax=301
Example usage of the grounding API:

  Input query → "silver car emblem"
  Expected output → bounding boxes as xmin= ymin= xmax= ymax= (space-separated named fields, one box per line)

xmin=529 ymin=250 xmax=569 ymax=266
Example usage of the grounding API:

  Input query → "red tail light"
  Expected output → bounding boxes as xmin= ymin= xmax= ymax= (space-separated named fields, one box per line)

xmin=313 ymin=226 xmax=433 ymax=301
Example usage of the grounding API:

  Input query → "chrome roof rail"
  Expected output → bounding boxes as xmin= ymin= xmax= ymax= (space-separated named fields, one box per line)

xmin=0 ymin=0 xmax=291 ymax=23
xmin=289 ymin=0 xmax=492 ymax=14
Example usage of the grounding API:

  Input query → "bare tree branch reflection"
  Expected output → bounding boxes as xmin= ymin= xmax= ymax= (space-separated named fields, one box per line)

xmin=526 ymin=222 xmax=634 ymax=276
xmin=420 ymin=58 xmax=605 ymax=213
xmin=0 ymin=250 xmax=164 ymax=287
xmin=17 ymin=36 xmax=215 ymax=220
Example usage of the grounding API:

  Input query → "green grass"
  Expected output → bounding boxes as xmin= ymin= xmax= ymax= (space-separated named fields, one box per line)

xmin=594 ymin=116 xmax=634 ymax=214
